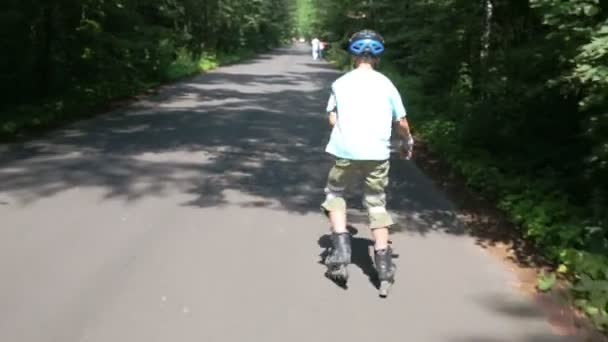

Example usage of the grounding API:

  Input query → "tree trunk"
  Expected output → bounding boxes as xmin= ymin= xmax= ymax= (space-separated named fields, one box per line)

xmin=38 ymin=3 xmax=55 ymax=97
xmin=480 ymin=0 xmax=493 ymax=68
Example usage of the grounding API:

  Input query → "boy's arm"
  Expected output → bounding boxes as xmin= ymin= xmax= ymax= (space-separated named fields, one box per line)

xmin=329 ymin=111 xmax=337 ymax=127
xmin=396 ymin=117 xmax=412 ymax=140
xmin=390 ymin=86 xmax=414 ymax=159
xmin=326 ymin=88 xmax=338 ymax=127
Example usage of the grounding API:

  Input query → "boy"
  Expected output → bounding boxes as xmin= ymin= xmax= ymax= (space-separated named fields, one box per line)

xmin=320 ymin=29 xmax=414 ymax=297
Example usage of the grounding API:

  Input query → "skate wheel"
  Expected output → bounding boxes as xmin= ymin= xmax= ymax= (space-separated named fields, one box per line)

xmin=379 ymin=280 xmax=393 ymax=298
xmin=326 ymin=265 xmax=348 ymax=281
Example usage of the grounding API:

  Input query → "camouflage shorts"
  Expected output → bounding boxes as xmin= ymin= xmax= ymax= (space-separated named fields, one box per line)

xmin=321 ymin=158 xmax=394 ymax=229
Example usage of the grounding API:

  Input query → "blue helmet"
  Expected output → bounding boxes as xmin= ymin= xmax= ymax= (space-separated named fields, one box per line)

xmin=348 ymin=30 xmax=385 ymax=57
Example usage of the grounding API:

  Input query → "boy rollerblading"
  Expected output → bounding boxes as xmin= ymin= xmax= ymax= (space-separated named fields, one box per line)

xmin=320 ymin=29 xmax=414 ymax=297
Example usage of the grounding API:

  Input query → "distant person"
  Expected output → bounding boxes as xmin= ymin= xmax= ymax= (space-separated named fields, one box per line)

xmin=320 ymin=29 xmax=414 ymax=298
xmin=311 ymin=37 xmax=321 ymax=60
xmin=319 ymin=40 xmax=327 ymax=59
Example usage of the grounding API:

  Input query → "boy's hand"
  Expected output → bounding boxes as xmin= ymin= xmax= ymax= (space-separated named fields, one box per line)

xmin=395 ymin=117 xmax=413 ymax=160
xmin=328 ymin=112 xmax=337 ymax=127
xmin=399 ymin=135 xmax=414 ymax=160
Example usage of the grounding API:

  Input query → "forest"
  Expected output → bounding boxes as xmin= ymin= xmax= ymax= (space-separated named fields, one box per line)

xmin=0 ymin=0 xmax=294 ymax=138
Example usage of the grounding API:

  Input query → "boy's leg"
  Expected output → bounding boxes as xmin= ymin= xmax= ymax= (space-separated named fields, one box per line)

xmin=362 ymin=160 xmax=394 ymax=249
xmin=324 ymin=159 xmax=347 ymax=234
xmin=328 ymin=211 xmax=347 ymax=234
xmin=372 ymin=227 xmax=390 ymax=251
xmin=321 ymin=158 xmax=353 ymax=233
xmin=320 ymin=159 xmax=354 ymax=279
xmin=363 ymin=160 xmax=397 ymax=295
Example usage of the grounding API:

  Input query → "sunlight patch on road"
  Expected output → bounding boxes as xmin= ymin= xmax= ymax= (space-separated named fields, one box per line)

xmin=112 ymin=124 xmax=151 ymax=134
xmin=158 ymin=97 xmax=244 ymax=109
xmin=0 ymin=167 xmax=26 ymax=174
xmin=133 ymin=150 xmax=215 ymax=163
xmin=60 ymin=129 xmax=87 ymax=138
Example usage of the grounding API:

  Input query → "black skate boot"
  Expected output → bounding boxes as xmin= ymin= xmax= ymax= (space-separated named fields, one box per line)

xmin=374 ymin=247 xmax=397 ymax=298
xmin=324 ymin=232 xmax=352 ymax=285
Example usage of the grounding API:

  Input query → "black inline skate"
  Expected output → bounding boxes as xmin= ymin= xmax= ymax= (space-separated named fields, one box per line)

xmin=375 ymin=246 xmax=397 ymax=298
xmin=324 ymin=232 xmax=352 ymax=285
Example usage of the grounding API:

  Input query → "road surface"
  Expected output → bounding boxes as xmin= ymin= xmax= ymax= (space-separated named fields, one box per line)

xmin=0 ymin=44 xmax=575 ymax=342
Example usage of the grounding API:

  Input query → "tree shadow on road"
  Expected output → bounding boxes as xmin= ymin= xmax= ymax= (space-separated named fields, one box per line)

xmin=0 ymin=46 xmax=460 ymax=239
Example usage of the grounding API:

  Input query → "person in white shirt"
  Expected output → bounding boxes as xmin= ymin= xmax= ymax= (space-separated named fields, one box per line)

xmin=311 ymin=37 xmax=321 ymax=60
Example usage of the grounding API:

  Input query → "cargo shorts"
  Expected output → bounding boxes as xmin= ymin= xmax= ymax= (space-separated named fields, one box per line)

xmin=321 ymin=158 xmax=394 ymax=229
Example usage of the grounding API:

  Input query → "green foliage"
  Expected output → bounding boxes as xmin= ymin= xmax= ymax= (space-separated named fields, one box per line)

xmin=574 ymin=273 xmax=608 ymax=329
xmin=295 ymin=0 xmax=316 ymax=39
xmin=538 ymin=272 xmax=558 ymax=292
xmin=0 ymin=0 xmax=294 ymax=140
xmin=0 ymin=49 xmax=255 ymax=141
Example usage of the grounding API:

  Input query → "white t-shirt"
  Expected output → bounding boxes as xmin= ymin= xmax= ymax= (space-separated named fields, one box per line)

xmin=325 ymin=68 xmax=407 ymax=160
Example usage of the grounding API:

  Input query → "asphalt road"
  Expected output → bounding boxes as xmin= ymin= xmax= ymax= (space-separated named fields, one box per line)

xmin=0 ymin=44 xmax=576 ymax=342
